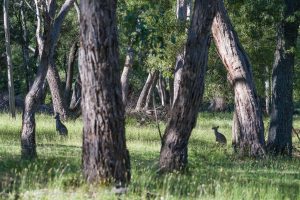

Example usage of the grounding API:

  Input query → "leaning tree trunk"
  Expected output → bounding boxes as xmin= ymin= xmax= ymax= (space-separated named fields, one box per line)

xmin=3 ymin=0 xmax=16 ymax=118
xmin=211 ymin=0 xmax=265 ymax=157
xmin=267 ymin=0 xmax=300 ymax=156
xmin=21 ymin=2 xmax=52 ymax=158
xmin=159 ymin=0 xmax=217 ymax=172
xmin=157 ymin=73 xmax=168 ymax=107
xmin=121 ymin=46 xmax=134 ymax=107
xmin=80 ymin=0 xmax=131 ymax=184
xmin=21 ymin=0 xmax=75 ymax=159
xmin=143 ymin=72 xmax=159 ymax=110
xmin=65 ymin=40 xmax=79 ymax=106
xmin=265 ymin=65 xmax=271 ymax=115
xmin=135 ymin=70 xmax=159 ymax=111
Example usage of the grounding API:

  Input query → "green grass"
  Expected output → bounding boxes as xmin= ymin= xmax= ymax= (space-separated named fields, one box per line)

xmin=0 ymin=112 xmax=300 ymax=199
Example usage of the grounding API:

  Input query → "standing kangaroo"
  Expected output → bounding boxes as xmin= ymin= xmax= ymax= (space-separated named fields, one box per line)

xmin=54 ymin=113 xmax=68 ymax=136
xmin=212 ymin=126 xmax=227 ymax=145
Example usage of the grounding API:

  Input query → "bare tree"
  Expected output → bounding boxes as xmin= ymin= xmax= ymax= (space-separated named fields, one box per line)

xmin=159 ymin=0 xmax=217 ymax=172
xmin=80 ymin=0 xmax=130 ymax=184
xmin=121 ymin=46 xmax=134 ymax=106
xmin=267 ymin=0 xmax=300 ymax=156
xmin=3 ymin=0 xmax=16 ymax=118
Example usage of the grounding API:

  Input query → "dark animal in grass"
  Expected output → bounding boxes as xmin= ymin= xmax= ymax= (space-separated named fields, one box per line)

xmin=212 ymin=126 xmax=227 ymax=145
xmin=54 ymin=113 xmax=68 ymax=136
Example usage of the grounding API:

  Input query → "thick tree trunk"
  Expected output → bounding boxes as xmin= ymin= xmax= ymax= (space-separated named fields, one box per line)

xmin=135 ymin=70 xmax=159 ymax=111
xmin=80 ymin=0 xmax=130 ymax=184
xmin=267 ymin=0 xmax=300 ymax=156
xmin=211 ymin=0 xmax=265 ymax=157
xmin=20 ymin=0 xmax=32 ymax=91
xmin=159 ymin=0 xmax=216 ymax=172
xmin=121 ymin=46 xmax=134 ymax=107
xmin=143 ymin=72 xmax=159 ymax=110
xmin=3 ymin=0 xmax=16 ymax=118
xmin=65 ymin=40 xmax=79 ymax=106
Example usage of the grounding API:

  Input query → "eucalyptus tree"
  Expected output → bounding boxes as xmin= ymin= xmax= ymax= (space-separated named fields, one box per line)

xmin=159 ymin=0 xmax=217 ymax=171
xmin=267 ymin=0 xmax=300 ymax=156
xmin=80 ymin=0 xmax=130 ymax=184
xmin=21 ymin=0 xmax=75 ymax=159
xmin=3 ymin=0 xmax=16 ymax=118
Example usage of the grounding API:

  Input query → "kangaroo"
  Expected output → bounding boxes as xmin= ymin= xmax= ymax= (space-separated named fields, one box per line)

xmin=54 ymin=113 xmax=68 ymax=136
xmin=212 ymin=126 xmax=227 ymax=145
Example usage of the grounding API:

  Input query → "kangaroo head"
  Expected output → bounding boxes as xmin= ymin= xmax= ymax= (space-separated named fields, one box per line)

xmin=212 ymin=126 xmax=219 ymax=131
xmin=54 ymin=113 xmax=60 ymax=120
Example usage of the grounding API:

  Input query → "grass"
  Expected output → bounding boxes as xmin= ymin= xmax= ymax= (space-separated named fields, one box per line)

xmin=0 ymin=112 xmax=300 ymax=199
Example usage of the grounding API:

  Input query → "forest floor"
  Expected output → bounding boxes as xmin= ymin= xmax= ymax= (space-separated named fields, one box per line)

xmin=0 ymin=112 xmax=300 ymax=200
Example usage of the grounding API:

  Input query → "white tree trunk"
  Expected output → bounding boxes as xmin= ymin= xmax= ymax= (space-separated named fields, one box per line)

xmin=3 ymin=0 xmax=16 ymax=118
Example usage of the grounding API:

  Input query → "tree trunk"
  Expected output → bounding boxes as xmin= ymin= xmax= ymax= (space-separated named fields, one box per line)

xmin=65 ymin=40 xmax=79 ymax=106
xmin=143 ymin=72 xmax=159 ymax=110
xmin=232 ymin=109 xmax=241 ymax=153
xmin=121 ymin=46 xmax=134 ymax=107
xmin=267 ymin=0 xmax=300 ymax=156
xmin=157 ymin=73 xmax=167 ymax=106
xmin=211 ymin=0 xmax=265 ymax=157
xmin=20 ymin=0 xmax=32 ymax=91
xmin=47 ymin=62 xmax=68 ymax=119
xmin=135 ymin=70 xmax=159 ymax=111
xmin=159 ymin=0 xmax=216 ymax=172
xmin=173 ymin=0 xmax=189 ymax=105
xmin=3 ymin=0 xmax=16 ymax=118
xmin=265 ymin=65 xmax=271 ymax=115
xmin=21 ymin=0 xmax=52 ymax=158
xmin=21 ymin=0 xmax=75 ymax=159
xmin=80 ymin=0 xmax=130 ymax=184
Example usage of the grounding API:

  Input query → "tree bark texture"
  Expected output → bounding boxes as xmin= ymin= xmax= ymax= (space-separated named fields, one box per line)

xmin=80 ymin=0 xmax=131 ymax=184
xmin=120 ymin=46 xmax=134 ymax=107
xmin=267 ymin=0 xmax=300 ymax=156
xmin=21 ymin=0 xmax=75 ymax=159
xmin=211 ymin=0 xmax=265 ymax=157
xmin=143 ymin=72 xmax=159 ymax=110
xmin=65 ymin=40 xmax=79 ymax=106
xmin=135 ymin=70 xmax=159 ymax=111
xmin=3 ymin=0 xmax=16 ymax=118
xmin=21 ymin=2 xmax=52 ymax=158
xmin=159 ymin=0 xmax=216 ymax=172
xmin=46 ymin=0 xmax=75 ymax=120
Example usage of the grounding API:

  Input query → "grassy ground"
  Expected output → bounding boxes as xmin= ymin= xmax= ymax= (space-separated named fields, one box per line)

xmin=0 ymin=112 xmax=300 ymax=199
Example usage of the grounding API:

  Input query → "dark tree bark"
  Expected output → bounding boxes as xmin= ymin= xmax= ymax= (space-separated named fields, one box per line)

xmin=159 ymin=0 xmax=217 ymax=172
xmin=135 ymin=70 xmax=159 ymax=111
xmin=80 ymin=0 xmax=130 ymax=184
xmin=121 ymin=46 xmax=134 ymax=107
xmin=3 ymin=0 xmax=16 ymax=118
xmin=267 ymin=0 xmax=300 ymax=156
xmin=211 ymin=0 xmax=265 ymax=157
xmin=65 ymin=40 xmax=79 ymax=106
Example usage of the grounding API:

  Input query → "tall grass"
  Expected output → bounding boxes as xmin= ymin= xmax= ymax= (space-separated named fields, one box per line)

xmin=0 ymin=112 xmax=300 ymax=199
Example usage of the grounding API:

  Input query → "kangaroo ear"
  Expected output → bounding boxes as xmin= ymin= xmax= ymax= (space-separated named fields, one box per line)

xmin=217 ymin=126 xmax=219 ymax=128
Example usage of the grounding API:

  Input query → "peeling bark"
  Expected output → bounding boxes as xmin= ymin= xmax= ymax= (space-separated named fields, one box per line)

xmin=211 ymin=0 xmax=265 ymax=157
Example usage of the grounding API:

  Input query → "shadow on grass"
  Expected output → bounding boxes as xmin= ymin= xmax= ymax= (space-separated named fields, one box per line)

xmin=0 ymin=145 xmax=82 ymax=199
